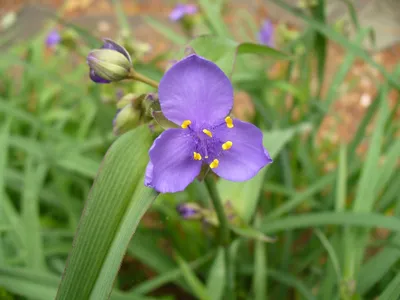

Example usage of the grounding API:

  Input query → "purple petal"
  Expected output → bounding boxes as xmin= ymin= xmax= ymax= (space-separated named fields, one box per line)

xmin=145 ymin=160 xmax=154 ymax=187
xmin=89 ymin=69 xmax=111 ymax=84
xmin=212 ymin=119 xmax=272 ymax=181
xmin=258 ymin=20 xmax=274 ymax=47
xmin=158 ymin=54 xmax=233 ymax=127
xmin=102 ymin=38 xmax=132 ymax=63
xmin=46 ymin=29 xmax=61 ymax=47
xmin=185 ymin=4 xmax=198 ymax=15
xmin=146 ymin=129 xmax=202 ymax=193
xmin=169 ymin=4 xmax=187 ymax=21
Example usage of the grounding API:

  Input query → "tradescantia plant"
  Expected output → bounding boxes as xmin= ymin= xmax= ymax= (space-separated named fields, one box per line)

xmin=56 ymin=37 xmax=278 ymax=300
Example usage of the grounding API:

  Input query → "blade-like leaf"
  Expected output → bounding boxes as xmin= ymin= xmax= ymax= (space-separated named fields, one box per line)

xmin=262 ymin=212 xmax=400 ymax=234
xmin=56 ymin=125 xmax=158 ymax=300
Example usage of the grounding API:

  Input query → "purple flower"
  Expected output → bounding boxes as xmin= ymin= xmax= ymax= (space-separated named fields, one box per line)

xmin=258 ymin=20 xmax=274 ymax=47
xmin=145 ymin=55 xmax=272 ymax=193
xmin=87 ymin=39 xmax=132 ymax=84
xmin=169 ymin=4 xmax=198 ymax=22
xmin=46 ymin=29 xmax=61 ymax=48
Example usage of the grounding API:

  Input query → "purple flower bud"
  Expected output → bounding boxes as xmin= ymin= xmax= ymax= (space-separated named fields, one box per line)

xmin=169 ymin=3 xmax=198 ymax=22
xmin=87 ymin=39 xmax=132 ymax=84
xmin=176 ymin=203 xmax=202 ymax=219
xmin=46 ymin=29 xmax=61 ymax=48
xmin=258 ymin=20 xmax=274 ymax=47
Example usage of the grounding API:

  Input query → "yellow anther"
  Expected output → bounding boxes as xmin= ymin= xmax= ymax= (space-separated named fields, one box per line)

xmin=193 ymin=152 xmax=202 ymax=161
xmin=202 ymin=129 xmax=213 ymax=137
xmin=225 ymin=116 xmax=234 ymax=128
xmin=222 ymin=141 xmax=233 ymax=150
xmin=209 ymin=159 xmax=219 ymax=169
xmin=181 ymin=120 xmax=191 ymax=129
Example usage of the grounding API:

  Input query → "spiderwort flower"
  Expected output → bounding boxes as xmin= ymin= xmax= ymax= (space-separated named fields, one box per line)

xmin=258 ymin=20 xmax=274 ymax=47
xmin=87 ymin=39 xmax=132 ymax=84
xmin=145 ymin=55 xmax=272 ymax=193
xmin=46 ymin=29 xmax=61 ymax=48
xmin=169 ymin=3 xmax=198 ymax=22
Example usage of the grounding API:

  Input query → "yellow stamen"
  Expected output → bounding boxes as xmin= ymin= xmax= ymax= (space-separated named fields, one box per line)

xmin=202 ymin=129 xmax=213 ymax=137
xmin=209 ymin=159 xmax=219 ymax=169
xmin=181 ymin=120 xmax=191 ymax=129
xmin=222 ymin=141 xmax=233 ymax=150
xmin=193 ymin=152 xmax=202 ymax=161
xmin=225 ymin=116 xmax=234 ymax=128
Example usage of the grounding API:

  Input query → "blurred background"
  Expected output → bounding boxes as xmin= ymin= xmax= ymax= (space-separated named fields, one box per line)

xmin=0 ymin=0 xmax=399 ymax=299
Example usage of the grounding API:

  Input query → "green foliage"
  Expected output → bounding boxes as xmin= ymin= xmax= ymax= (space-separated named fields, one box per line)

xmin=1 ymin=1 xmax=399 ymax=299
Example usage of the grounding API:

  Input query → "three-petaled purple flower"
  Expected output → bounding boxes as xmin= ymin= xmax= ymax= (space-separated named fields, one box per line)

xmin=145 ymin=55 xmax=272 ymax=193
xmin=258 ymin=20 xmax=274 ymax=47
xmin=46 ymin=29 xmax=61 ymax=48
xmin=169 ymin=3 xmax=198 ymax=22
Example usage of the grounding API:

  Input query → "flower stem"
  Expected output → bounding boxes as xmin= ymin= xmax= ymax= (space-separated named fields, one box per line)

xmin=129 ymin=70 xmax=159 ymax=88
xmin=204 ymin=175 xmax=234 ymax=299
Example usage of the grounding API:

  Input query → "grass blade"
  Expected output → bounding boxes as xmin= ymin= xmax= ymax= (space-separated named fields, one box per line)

xmin=262 ymin=212 xmax=400 ymax=234
xmin=176 ymin=254 xmax=211 ymax=300
xmin=378 ymin=271 xmax=400 ymax=300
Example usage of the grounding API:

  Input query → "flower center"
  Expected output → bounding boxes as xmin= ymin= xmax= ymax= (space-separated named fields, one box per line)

xmin=181 ymin=119 xmax=234 ymax=169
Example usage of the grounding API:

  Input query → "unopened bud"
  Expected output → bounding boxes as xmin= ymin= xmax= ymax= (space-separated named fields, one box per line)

xmin=87 ymin=39 xmax=132 ymax=84
xmin=113 ymin=103 xmax=139 ymax=135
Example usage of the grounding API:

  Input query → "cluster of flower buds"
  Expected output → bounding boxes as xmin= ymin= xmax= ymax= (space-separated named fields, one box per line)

xmin=113 ymin=93 xmax=160 ymax=135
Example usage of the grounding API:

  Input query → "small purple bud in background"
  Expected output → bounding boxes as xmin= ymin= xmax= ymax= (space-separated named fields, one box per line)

xmin=46 ymin=29 xmax=61 ymax=48
xmin=169 ymin=3 xmax=198 ymax=22
xmin=176 ymin=203 xmax=202 ymax=219
xmin=258 ymin=20 xmax=274 ymax=47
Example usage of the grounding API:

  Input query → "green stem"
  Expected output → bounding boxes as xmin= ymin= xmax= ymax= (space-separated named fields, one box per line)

xmin=129 ymin=70 xmax=159 ymax=89
xmin=204 ymin=176 xmax=234 ymax=299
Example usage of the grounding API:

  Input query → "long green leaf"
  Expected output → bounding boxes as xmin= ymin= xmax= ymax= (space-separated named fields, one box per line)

xmin=56 ymin=126 xmax=158 ymax=300
xmin=0 ymin=119 xmax=11 ymax=263
xmin=206 ymin=248 xmax=225 ymax=300
xmin=378 ymin=271 xmax=400 ymax=300
xmin=0 ymin=267 xmax=152 ymax=300
xmin=262 ymin=212 xmax=400 ymax=234
xmin=176 ymin=254 xmax=211 ymax=300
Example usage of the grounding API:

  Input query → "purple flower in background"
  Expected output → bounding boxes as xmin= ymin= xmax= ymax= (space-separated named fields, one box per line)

xmin=258 ymin=20 xmax=274 ymax=47
xmin=46 ymin=29 xmax=61 ymax=48
xmin=87 ymin=39 xmax=132 ymax=84
xmin=169 ymin=3 xmax=198 ymax=21
xmin=145 ymin=55 xmax=272 ymax=193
